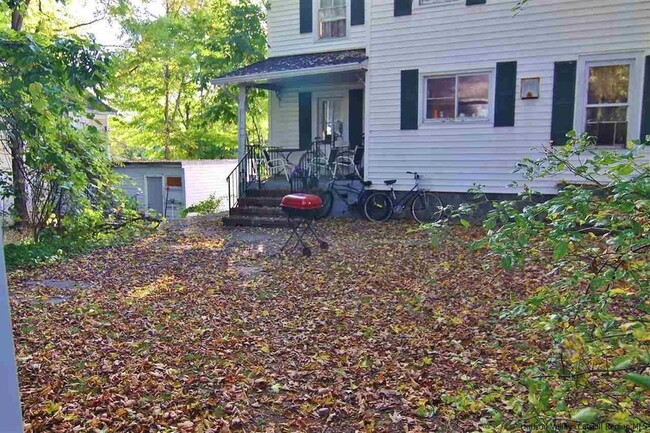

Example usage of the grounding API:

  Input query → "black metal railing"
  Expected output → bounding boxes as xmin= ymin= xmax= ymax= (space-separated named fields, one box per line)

xmin=226 ymin=139 xmax=358 ymax=215
xmin=225 ymin=144 xmax=288 ymax=215
xmin=288 ymin=138 xmax=361 ymax=192
xmin=226 ymin=146 xmax=256 ymax=216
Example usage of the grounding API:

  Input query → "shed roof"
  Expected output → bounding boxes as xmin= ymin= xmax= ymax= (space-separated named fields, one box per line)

xmin=211 ymin=49 xmax=367 ymax=86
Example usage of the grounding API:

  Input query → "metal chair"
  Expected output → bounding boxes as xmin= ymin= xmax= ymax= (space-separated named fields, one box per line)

xmin=335 ymin=146 xmax=364 ymax=179
xmin=262 ymin=149 xmax=291 ymax=182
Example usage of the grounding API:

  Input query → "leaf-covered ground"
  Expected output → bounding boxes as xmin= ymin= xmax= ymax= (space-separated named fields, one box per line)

xmin=10 ymin=218 xmax=551 ymax=432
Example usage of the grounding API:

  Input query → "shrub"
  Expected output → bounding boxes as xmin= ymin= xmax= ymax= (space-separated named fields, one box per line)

xmin=430 ymin=134 xmax=650 ymax=429
xmin=180 ymin=194 xmax=222 ymax=217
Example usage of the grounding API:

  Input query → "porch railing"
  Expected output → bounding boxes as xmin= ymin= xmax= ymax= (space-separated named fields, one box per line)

xmin=225 ymin=139 xmax=358 ymax=214
xmin=226 ymin=146 xmax=256 ymax=216
xmin=225 ymin=144 xmax=287 ymax=215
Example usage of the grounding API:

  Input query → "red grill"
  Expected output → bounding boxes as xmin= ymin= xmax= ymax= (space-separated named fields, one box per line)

xmin=280 ymin=194 xmax=328 ymax=256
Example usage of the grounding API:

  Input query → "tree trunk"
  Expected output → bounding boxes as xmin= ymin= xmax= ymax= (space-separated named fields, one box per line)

xmin=9 ymin=2 xmax=31 ymax=228
xmin=163 ymin=64 xmax=171 ymax=160
xmin=11 ymin=0 xmax=30 ymax=31
xmin=8 ymin=134 xmax=29 ymax=227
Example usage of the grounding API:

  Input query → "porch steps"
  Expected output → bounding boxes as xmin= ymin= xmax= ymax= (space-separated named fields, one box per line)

xmin=222 ymin=189 xmax=293 ymax=228
xmin=222 ymin=215 xmax=289 ymax=228
xmin=230 ymin=206 xmax=284 ymax=218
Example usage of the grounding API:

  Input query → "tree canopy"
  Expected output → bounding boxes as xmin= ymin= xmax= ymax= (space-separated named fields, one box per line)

xmin=0 ymin=0 xmax=126 ymax=236
xmin=109 ymin=0 xmax=267 ymax=160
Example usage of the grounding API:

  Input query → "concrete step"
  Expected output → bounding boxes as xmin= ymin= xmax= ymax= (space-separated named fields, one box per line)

xmin=238 ymin=197 xmax=283 ymax=207
xmin=230 ymin=206 xmax=285 ymax=218
xmin=222 ymin=215 xmax=290 ymax=228
xmin=246 ymin=189 xmax=293 ymax=198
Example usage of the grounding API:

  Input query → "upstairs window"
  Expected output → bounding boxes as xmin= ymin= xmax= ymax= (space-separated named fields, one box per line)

xmin=319 ymin=0 xmax=346 ymax=39
xmin=425 ymin=73 xmax=490 ymax=121
xmin=584 ymin=63 xmax=631 ymax=146
xmin=420 ymin=0 xmax=460 ymax=5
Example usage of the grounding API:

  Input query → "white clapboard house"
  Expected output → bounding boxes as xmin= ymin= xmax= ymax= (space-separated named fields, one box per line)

xmin=214 ymin=0 xmax=650 ymax=226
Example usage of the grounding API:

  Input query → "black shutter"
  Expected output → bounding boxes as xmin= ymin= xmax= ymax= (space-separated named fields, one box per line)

xmin=351 ymin=0 xmax=365 ymax=26
xmin=641 ymin=56 xmax=650 ymax=143
xmin=494 ymin=61 xmax=517 ymax=127
xmin=394 ymin=0 xmax=412 ymax=17
xmin=349 ymin=89 xmax=364 ymax=147
xmin=401 ymin=69 xmax=419 ymax=130
xmin=299 ymin=92 xmax=312 ymax=150
xmin=550 ymin=61 xmax=577 ymax=146
xmin=467 ymin=0 xmax=486 ymax=5
xmin=300 ymin=0 xmax=312 ymax=34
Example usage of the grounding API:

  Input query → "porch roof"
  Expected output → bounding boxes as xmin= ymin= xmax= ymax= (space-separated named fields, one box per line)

xmin=211 ymin=49 xmax=367 ymax=86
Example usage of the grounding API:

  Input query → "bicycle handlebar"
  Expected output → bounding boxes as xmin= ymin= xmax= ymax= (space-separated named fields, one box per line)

xmin=406 ymin=171 xmax=420 ymax=180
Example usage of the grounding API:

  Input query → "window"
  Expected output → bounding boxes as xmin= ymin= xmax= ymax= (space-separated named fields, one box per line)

xmin=425 ymin=73 xmax=490 ymax=121
xmin=319 ymin=0 xmax=346 ymax=39
xmin=420 ymin=0 xmax=460 ymax=5
xmin=166 ymin=176 xmax=182 ymax=188
xmin=584 ymin=63 xmax=631 ymax=146
xmin=318 ymin=97 xmax=344 ymax=143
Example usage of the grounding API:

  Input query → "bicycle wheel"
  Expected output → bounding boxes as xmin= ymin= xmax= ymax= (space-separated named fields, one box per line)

xmin=411 ymin=192 xmax=444 ymax=223
xmin=319 ymin=190 xmax=334 ymax=218
xmin=364 ymin=192 xmax=392 ymax=222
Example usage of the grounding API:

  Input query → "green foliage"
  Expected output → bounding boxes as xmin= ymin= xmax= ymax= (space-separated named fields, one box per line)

xmin=109 ymin=0 xmax=268 ymax=160
xmin=431 ymin=134 xmax=650 ymax=429
xmin=0 ymin=29 xmax=127 ymax=239
xmin=4 ymin=218 xmax=155 ymax=269
xmin=180 ymin=193 xmax=222 ymax=217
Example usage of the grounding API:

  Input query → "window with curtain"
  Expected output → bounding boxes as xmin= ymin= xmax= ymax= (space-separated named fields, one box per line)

xmin=319 ymin=0 xmax=346 ymax=39
xmin=425 ymin=73 xmax=490 ymax=121
xmin=584 ymin=63 xmax=631 ymax=146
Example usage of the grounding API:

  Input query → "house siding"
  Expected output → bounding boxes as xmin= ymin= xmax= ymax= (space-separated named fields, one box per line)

xmin=269 ymin=82 xmax=365 ymax=154
xmin=366 ymin=0 xmax=650 ymax=195
xmin=181 ymin=160 xmax=237 ymax=211
xmin=268 ymin=0 xmax=367 ymax=57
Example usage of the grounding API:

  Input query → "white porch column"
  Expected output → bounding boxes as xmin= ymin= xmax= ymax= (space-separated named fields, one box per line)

xmin=0 ymin=227 xmax=23 ymax=433
xmin=238 ymin=85 xmax=248 ymax=161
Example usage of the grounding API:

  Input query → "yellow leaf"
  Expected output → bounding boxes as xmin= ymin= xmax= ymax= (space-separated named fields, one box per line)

xmin=632 ymin=327 xmax=650 ymax=342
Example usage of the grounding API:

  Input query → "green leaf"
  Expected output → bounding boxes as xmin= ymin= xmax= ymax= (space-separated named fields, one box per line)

xmin=571 ymin=407 xmax=601 ymax=423
xmin=611 ymin=357 xmax=632 ymax=371
xmin=501 ymin=255 xmax=513 ymax=271
xmin=553 ymin=241 xmax=569 ymax=261
xmin=469 ymin=238 xmax=488 ymax=251
xmin=623 ymin=373 xmax=650 ymax=390
xmin=28 ymin=82 xmax=43 ymax=96
xmin=459 ymin=219 xmax=470 ymax=228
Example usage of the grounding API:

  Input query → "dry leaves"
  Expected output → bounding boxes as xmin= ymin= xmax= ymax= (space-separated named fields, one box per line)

xmin=10 ymin=218 xmax=552 ymax=432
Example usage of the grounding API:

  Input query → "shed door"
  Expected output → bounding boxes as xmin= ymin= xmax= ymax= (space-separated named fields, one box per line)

xmin=146 ymin=176 xmax=164 ymax=214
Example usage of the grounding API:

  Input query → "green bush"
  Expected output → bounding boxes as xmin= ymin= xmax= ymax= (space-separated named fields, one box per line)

xmin=4 ymin=218 xmax=156 ymax=270
xmin=181 ymin=194 xmax=222 ymax=217
xmin=429 ymin=133 xmax=650 ymax=430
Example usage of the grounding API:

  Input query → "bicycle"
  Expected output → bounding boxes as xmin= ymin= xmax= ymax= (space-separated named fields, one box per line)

xmin=363 ymin=172 xmax=444 ymax=223
xmin=319 ymin=178 xmax=372 ymax=218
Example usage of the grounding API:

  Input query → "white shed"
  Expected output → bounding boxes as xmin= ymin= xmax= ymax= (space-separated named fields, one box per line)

xmin=115 ymin=160 xmax=237 ymax=219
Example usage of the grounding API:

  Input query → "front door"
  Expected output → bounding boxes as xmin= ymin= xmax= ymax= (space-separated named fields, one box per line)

xmin=317 ymin=97 xmax=344 ymax=145
xmin=146 ymin=176 xmax=164 ymax=214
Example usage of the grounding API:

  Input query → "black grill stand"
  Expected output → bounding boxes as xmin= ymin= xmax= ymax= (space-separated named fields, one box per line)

xmin=281 ymin=216 xmax=328 ymax=257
